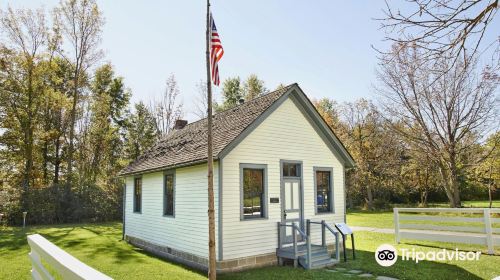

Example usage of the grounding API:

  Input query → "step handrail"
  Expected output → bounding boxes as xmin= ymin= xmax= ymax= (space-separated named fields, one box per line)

xmin=306 ymin=220 xmax=341 ymax=262
xmin=323 ymin=222 xmax=341 ymax=261
xmin=277 ymin=222 xmax=311 ymax=269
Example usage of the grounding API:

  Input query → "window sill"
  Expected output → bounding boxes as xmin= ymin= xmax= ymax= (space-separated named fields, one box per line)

xmin=133 ymin=211 xmax=142 ymax=214
xmin=315 ymin=211 xmax=335 ymax=215
xmin=240 ymin=217 xmax=268 ymax=221
xmin=163 ymin=215 xmax=175 ymax=218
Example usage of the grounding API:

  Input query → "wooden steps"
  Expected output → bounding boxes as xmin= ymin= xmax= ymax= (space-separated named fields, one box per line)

xmin=276 ymin=244 xmax=338 ymax=269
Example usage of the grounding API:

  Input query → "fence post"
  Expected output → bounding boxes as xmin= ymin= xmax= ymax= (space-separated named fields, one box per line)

xmin=321 ymin=220 xmax=326 ymax=247
xmin=483 ymin=208 xmax=494 ymax=255
xmin=293 ymin=226 xmax=297 ymax=268
xmin=306 ymin=220 xmax=312 ymax=269
xmin=394 ymin=208 xmax=400 ymax=243
xmin=277 ymin=222 xmax=282 ymax=249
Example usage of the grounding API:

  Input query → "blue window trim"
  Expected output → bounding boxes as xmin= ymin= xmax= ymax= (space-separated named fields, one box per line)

xmin=240 ymin=163 xmax=268 ymax=221
xmin=313 ymin=167 xmax=334 ymax=214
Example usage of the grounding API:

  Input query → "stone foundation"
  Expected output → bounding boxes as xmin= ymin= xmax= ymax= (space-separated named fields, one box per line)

xmin=126 ymin=235 xmax=208 ymax=271
xmin=125 ymin=235 xmax=278 ymax=273
xmin=216 ymin=252 xmax=277 ymax=273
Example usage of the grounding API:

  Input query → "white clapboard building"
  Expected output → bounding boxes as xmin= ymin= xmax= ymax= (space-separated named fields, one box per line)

xmin=118 ymin=83 xmax=355 ymax=272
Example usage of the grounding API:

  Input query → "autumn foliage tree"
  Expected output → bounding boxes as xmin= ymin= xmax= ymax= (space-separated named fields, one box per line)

xmin=377 ymin=44 xmax=499 ymax=207
xmin=0 ymin=1 xmax=169 ymax=224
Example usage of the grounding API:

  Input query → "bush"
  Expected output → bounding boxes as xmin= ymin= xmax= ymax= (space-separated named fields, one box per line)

xmin=0 ymin=181 xmax=123 ymax=226
xmin=0 ymin=184 xmax=21 ymax=225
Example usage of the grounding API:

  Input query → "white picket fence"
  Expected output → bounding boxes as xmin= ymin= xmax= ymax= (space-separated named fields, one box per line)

xmin=27 ymin=234 xmax=112 ymax=280
xmin=394 ymin=208 xmax=500 ymax=254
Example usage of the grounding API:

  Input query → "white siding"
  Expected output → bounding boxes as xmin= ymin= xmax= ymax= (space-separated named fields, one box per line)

xmin=124 ymin=163 xmax=218 ymax=258
xmin=222 ymin=98 xmax=345 ymax=260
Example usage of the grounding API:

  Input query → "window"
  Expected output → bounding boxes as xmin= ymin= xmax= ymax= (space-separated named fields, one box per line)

xmin=315 ymin=169 xmax=333 ymax=213
xmin=134 ymin=177 xmax=142 ymax=213
xmin=241 ymin=164 xmax=267 ymax=220
xmin=164 ymin=173 xmax=175 ymax=216
xmin=283 ymin=162 xmax=301 ymax=177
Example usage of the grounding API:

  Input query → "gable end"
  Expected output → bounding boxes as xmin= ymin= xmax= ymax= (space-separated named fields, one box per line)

xmin=218 ymin=85 xmax=355 ymax=168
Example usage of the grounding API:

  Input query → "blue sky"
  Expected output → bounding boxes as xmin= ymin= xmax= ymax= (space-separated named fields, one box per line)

xmin=3 ymin=1 xmax=497 ymax=122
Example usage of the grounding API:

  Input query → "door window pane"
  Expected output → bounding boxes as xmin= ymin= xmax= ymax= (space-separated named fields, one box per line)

xmin=283 ymin=162 xmax=300 ymax=177
xmin=243 ymin=168 xmax=264 ymax=219
xmin=292 ymin=182 xmax=300 ymax=210
xmin=316 ymin=171 xmax=332 ymax=213
xmin=285 ymin=182 xmax=293 ymax=209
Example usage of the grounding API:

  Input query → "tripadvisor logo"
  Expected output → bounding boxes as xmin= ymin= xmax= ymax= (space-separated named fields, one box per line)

xmin=375 ymin=244 xmax=398 ymax=267
xmin=375 ymin=244 xmax=482 ymax=267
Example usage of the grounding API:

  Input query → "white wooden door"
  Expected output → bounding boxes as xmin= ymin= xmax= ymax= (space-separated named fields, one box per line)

xmin=281 ymin=178 xmax=303 ymax=243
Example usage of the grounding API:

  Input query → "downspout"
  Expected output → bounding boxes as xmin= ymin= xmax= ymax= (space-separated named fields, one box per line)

xmin=122 ymin=183 xmax=126 ymax=240
xmin=218 ymin=158 xmax=223 ymax=261
xmin=343 ymin=165 xmax=347 ymax=223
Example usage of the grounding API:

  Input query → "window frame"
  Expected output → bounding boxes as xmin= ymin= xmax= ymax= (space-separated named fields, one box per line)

xmin=240 ymin=163 xmax=268 ymax=221
xmin=313 ymin=167 xmax=334 ymax=214
xmin=133 ymin=176 xmax=142 ymax=213
xmin=163 ymin=170 xmax=176 ymax=217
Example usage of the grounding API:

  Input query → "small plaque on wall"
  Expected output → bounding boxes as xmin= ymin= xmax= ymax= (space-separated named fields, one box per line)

xmin=270 ymin=197 xmax=279 ymax=203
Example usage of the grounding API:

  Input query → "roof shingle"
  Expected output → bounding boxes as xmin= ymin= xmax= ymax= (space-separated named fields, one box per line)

xmin=118 ymin=84 xmax=295 ymax=176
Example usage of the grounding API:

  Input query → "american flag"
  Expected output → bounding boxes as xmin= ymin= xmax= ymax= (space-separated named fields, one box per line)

xmin=209 ymin=12 xmax=224 ymax=86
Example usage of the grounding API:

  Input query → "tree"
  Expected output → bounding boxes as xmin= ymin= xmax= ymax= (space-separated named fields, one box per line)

xmin=381 ymin=0 xmax=499 ymax=65
xmin=193 ymin=80 xmax=208 ymax=119
xmin=150 ymin=74 xmax=183 ymax=137
xmin=377 ymin=44 xmax=499 ymax=207
xmin=215 ymin=76 xmax=242 ymax=112
xmin=339 ymin=99 xmax=404 ymax=209
xmin=313 ymin=98 xmax=342 ymax=133
xmin=82 ymin=63 xmax=130 ymax=183
xmin=473 ymin=131 xmax=500 ymax=207
xmin=125 ymin=102 xmax=158 ymax=160
xmin=242 ymin=74 xmax=267 ymax=100
xmin=0 ymin=7 xmax=47 ymax=207
xmin=315 ymin=98 xmax=407 ymax=209
xmin=275 ymin=83 xmax=287 ymax=91
xmin=215 ymin=75 xmax=267 ymax=113
xmin=55 ymin=0 xmax=104 ymax=182
xmin=39 ymin=56 xmax=74 ymax=185
xmin=0 ymin=0 xmax=131 ymax=225
xmin=402 ymin=144 xmax=441 ymax=207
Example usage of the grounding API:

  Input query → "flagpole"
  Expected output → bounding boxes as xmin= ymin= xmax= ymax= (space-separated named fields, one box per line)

xmin=205 ymin=0 xmax=217 ymax=279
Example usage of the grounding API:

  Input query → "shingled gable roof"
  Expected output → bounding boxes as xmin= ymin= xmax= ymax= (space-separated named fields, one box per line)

xmin=118 ymin=83 xmax=355 ymax=176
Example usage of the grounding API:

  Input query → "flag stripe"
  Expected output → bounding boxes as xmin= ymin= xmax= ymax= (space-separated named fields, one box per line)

xmin=209 ymin=12 xmax=223 ymax=86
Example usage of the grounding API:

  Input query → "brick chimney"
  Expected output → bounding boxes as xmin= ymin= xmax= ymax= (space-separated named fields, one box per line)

xmin=174 ymin=119 xmax=188 ymax=130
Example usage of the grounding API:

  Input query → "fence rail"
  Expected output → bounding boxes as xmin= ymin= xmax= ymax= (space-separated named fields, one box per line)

xmin=394 ymin=208 xmax=500 ymax=255
xmin=27 ymin=234 xmax=112 ymax=280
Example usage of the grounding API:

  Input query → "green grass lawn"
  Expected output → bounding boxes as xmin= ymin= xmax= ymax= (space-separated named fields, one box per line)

xmin=2 ymin=221 xmax=500 ymax=279
xmin=0 ymin=223 xmax=206 ymax=280
xmin=224 ymin=231 xmax=500 ymax=280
